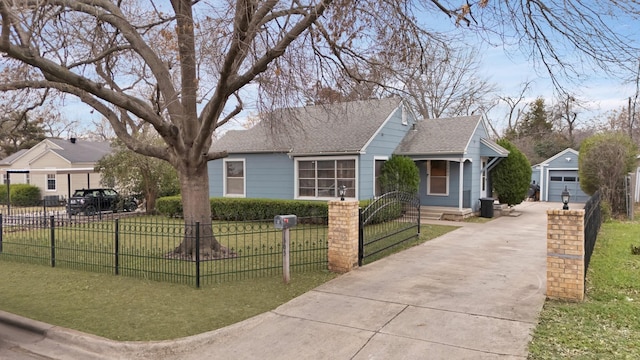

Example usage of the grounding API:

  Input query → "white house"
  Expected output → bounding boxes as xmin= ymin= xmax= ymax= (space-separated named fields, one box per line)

xmin=0 ymin=138 xmax=112 ymax=201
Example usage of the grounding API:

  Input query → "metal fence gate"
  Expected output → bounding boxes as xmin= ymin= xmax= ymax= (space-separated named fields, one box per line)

xmin=358 ymin=191 xmax=420 ymax=265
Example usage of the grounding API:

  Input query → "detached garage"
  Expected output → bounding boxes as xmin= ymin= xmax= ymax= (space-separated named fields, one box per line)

xmin=532 ymin=148 xmax=590 ymax=203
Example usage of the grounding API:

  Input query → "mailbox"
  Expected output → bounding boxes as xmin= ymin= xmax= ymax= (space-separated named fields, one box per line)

xmin=274 ymin=215 xmax=297 ymax=229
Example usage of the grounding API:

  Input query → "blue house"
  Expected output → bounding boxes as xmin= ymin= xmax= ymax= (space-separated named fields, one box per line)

xmin=208 ymin=98 xmax=508 ymax=218
xmin=531 ymin=148 xmax=590 ymax=203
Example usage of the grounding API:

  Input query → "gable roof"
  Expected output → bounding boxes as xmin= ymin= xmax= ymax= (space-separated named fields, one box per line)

xmin=0 ymin=149 xmax=29 ymax=166
xmin=209 ymin=98 xmax=404 ymax=155
xmin=0 ymin=138 xmax=112 ymax=166
xmin=395 ymin=115 xmax=483 ymax=155
xmin=533 ymin=148 xmax=579 ymax=166
xmin=45 ymin=138 xmax=112 ymax=163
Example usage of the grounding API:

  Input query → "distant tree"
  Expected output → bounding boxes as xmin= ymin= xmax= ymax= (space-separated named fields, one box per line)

xmin=509 ymin=98 xmax=569 ymax=164
xmin=0 ymin=111 xmax=46 ymax=157
xmin=394 ymin=45 xmax=497 ymax=119
xmin=491 ymin=139 xmax=532 ymax=206
xmin=96 ymin=136 xmax=180 ymax=214
xmin=579 ymin=132 xmax=637 ymax=215
xmin=379 ymin=155 xmax=420 ymax=194
xmin=550 ymin=94 xmax=584 ymax=147
xmin=498 ymin=80 xmax=533 ymax=138
xmin=517 ymin=98 xmax=553 ymax=140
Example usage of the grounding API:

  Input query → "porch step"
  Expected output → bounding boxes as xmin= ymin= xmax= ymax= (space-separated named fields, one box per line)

xmin=422 ymin=211 xmax=443 ymax=220
xmin=403 ymin=209 xmax=442 ymax=220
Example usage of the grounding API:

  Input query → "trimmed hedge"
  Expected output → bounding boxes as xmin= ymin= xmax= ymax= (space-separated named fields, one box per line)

xmin=156 ymin=196 xmax=329 ymax=221
xmin=0 ymin=184 xmax=42 ymax=206
xmin=156 ymin=196 xmax=407 ymax=224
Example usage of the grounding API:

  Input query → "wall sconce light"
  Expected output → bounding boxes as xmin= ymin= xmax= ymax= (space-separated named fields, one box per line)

xmin=566 ymin=157 xmax=572 ymax=162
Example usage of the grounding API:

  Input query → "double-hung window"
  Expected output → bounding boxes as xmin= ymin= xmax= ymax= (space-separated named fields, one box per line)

xmin=224 ymin=159 xmax=245 ymax=197
xmin=46 ymin=173 xmax=56 ymax=191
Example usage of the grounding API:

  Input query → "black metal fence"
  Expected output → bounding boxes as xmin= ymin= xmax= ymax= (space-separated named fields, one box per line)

xmin=0 ymin=210 xmax=328 ymax=287
xmin=583 ymin=191 xmax=603 ymax=276
xmin=359 ymin=191 xmax=420 ymax=265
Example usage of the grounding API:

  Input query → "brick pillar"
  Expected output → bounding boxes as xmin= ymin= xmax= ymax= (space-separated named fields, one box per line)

xmin=546 ymin=209 xmax=585 ymax=302
xmin=327 ymin=200 xmax=360 ymax=273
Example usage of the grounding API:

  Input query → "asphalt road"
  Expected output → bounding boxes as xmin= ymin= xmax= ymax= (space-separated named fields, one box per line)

xmin=0 ymin=321 xmax=52 ymax=359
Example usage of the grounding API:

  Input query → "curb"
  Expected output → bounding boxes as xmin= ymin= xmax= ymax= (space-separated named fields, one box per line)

xmin=0 ymin=309 xmax=53 ymax=335
xmin=0 ymin=308 xmax=273 ymax=359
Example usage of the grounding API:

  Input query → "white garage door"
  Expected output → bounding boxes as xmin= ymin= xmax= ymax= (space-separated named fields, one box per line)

xmin=549 ymin=170 xmax=590 ymax=203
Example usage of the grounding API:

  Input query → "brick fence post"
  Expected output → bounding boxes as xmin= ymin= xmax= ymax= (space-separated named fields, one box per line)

xmin=546 ymin=209 xmax=585 ymax=302
xmin=327 ymin=200 xmax=359 ymax=273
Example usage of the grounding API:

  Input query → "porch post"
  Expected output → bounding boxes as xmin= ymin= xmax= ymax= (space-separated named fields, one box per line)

xmin=458 ymin=159 xmax=464 ymax=209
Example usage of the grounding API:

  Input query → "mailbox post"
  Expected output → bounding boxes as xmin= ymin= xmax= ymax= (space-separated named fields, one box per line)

xmin=274 ymin=215 xmax=297 ymax=284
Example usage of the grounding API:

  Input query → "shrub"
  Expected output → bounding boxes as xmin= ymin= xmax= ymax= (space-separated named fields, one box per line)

xmin=379 ymin=155 xmax=419 ymax=194
xmin=156 ymin=196 xmax=328 ymax=221
xmin=359 ymin=198 xmax=403 ymax=224
xmin=0 ymin=184 xmax=41 ymax=206
xmin=491 ymin=139 xmax=532 ymax=206
xmin=579 ymin=132 xmax=637 ymax=215
xmin=155 ymin=195 xmax=183 ymax=217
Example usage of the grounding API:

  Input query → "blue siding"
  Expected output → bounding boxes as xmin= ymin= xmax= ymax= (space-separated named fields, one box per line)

xmin=536 ymin=149 xmax=589 ymax=202
xmin=466 ymin=122 xmax=487 ymax=211
xmin=414 ymin=122 xmax=488 ymax=211
xmin=208 ymin=153 xmax=294 ymax=199
xmin=547 ymin=150 xmax=579 ymax=169
xmin=359 ymin=105 xmax=415 ymax=199
xmin=208 ymin=158 xmax=224 ymax=197
xmin=416 ymin=159 xmax=459 ymax=207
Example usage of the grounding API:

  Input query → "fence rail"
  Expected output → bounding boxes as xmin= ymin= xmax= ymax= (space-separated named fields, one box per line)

xmin=583 ymin=191 xmax=602 ymax=276
xmin=0 ymin=210 xmax=328 ymax=287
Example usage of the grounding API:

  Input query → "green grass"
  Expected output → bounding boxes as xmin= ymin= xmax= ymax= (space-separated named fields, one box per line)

xmin=362 ymin=223 xmax=458 ymax=264
xmin=528 ymin=221 xmax=640 ymax=359
xmin=0 ymin=260 xmax=337 ymax=341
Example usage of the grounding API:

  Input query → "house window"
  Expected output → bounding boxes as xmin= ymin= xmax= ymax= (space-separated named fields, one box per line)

xmin=297 ymin=158 xmax=356 ymax=198
xmin=428 ymin=160 xmax=448 ymax=195
xmin=46 ymin=173 xmax=56 ymax=191
xmin=25 ymin=173 xmax=30 ymax=184
xmin=224 ymin=159 xmax=245 ymax=197
xmin=1 ymin=173 xmax=6 ymax=185
xmin=374 ymin=158 xmax=387 ymax=197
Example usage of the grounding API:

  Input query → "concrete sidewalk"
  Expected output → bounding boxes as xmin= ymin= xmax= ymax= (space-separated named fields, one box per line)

xmin=1 ymin=201 xmax=552 ymax=360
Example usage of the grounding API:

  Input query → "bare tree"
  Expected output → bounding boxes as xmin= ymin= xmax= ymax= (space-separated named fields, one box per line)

xmin=498 ymin=80 xmax=533 ymax=137
xmin=550 ymin=94 xmax=586 ymax=147
xmin=1 ymin=0 xmax=639 ymax=258
xmin=398 ymin=45 xmax=497 ymax=119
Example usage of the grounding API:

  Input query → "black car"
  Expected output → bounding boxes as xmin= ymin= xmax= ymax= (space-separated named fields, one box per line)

xmin=68 ymin=188 xmax=137 ymax=216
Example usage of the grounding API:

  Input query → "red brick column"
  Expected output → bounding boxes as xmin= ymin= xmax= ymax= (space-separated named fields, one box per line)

xmin=327 ymin=200 xmax=360 ymax=273
xmin=546 ymin=209 xmax=585 ymax=302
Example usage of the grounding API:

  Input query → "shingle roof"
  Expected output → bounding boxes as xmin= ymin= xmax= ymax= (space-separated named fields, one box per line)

xmin=0 ymin=149 xmax=28 ymax=165
xmin=46 ymin=138 xmax=113 ymax=163
xmin=209 ymin=98 xmax=403 ymax=155
xmin=395 ymin=115 xmax=481 ymax=155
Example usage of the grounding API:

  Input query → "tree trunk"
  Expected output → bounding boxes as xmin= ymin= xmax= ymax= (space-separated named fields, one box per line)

xmin=165 ymin=162 xmax=235 ymax=260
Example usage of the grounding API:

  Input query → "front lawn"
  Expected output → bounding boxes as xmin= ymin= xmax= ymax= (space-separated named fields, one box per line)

xmin=528 ymin=221 xmax=640 ymax=359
